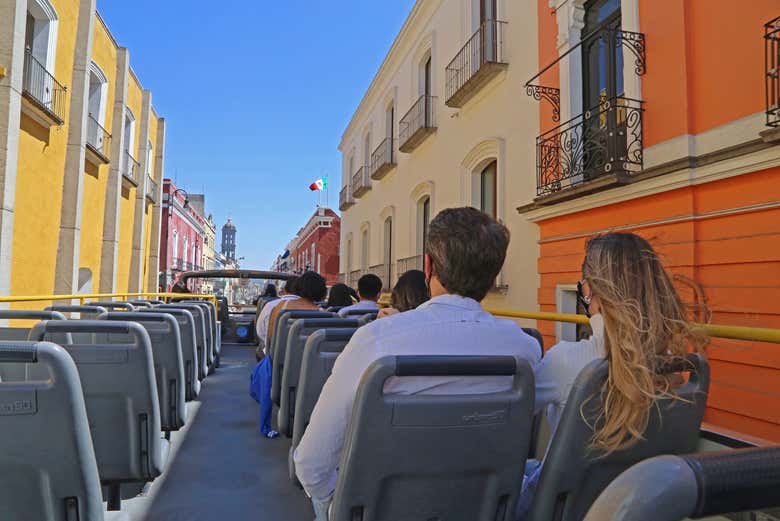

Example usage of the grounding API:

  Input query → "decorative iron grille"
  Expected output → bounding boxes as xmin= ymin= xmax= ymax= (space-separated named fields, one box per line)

xmin=22 ymin=48 xmax=67 ymax=124
xmin=536 ymin=96 xmax=643 ymax=196
xmin=370 ymin=137 xmax=395 ymax=179
xmin=766 ymin=16 xmax=780 ymax=127
xmin=351 ymin=166 xmax=371 ymax=198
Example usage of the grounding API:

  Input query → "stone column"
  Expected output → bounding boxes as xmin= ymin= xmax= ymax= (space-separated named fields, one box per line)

xmin=145 ymin=117 xmax=165 ymax=292
xmin=53 ymin=0 xmax=97 ymax=294
xmin=0 ymin=0 xmax=26 ymax=302
xmin=98 ymin=47 xmax=129 ymax=293
xmin=127 ymin=89 xmax=151 ymax=292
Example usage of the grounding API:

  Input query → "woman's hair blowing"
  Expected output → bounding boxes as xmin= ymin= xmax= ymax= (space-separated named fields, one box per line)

xmin=583 ymin=232 xmax=707 ymax=454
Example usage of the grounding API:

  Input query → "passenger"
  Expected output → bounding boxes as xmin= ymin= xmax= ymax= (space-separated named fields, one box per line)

xmin=323 ymin=283 xmax=355 ymax=310
xmin=336 ymin=274 xmax=382 ymax=317
xmin=295 ymin=207 xmax=541 ymax=520
xmin=254 ymin=283 xmax=280 ymax=349
xmin=255 ymin=276 xmax=299 ymax=357
xmin=514 ymin=232 xmax=707 ymax=520
xmin=267 ymin=271 xmax=327 ymax=344
xmin=377 ymin=269 xmax=430 ymax=318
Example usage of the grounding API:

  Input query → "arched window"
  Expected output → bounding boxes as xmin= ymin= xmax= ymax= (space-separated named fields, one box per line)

xmin=25 ymin=0 xmax=58 ymax=73
xmin=361 ymin=228 xmax=369 ymax=272
xmin=417 ymin=196 xmax=430 ymax=257
xmin=383 ymin=216 xmax=393 ymax=288
xmin=363 ymin=131 xmax=371 ymax=169
xmin=472 ymin=160 xmax=497 ymax=218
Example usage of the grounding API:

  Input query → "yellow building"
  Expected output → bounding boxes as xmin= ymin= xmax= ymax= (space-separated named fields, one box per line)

xmin=0 ymin=0 xmax=165 ymax=303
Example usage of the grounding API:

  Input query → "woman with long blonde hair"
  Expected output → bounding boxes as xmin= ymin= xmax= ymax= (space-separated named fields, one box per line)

xmin=515 ymin=232 xmax=707 ymax=519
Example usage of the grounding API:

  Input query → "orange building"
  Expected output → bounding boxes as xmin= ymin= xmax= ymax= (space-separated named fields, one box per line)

xmin=520 ymin=1 xmax=780 ymax=442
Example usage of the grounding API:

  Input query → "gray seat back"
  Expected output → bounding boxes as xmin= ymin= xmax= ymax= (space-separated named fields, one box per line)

xmin=100 ymin=312 xmax=186 ymax=432
xmin=144 ymin=308 xmax=200 ymax=400
xmin=343 ymin=308 xmax=378 ymax=317
xmin=0 ymin=342 xmax=103 ymax=521
xmin=270 ymin=310 xmax=333 ymax=405
xmin=527 ymin=353 xmax=710 ymax=521
xmin=85 ymin=301 xmax=135 ymax=311
xmin=45 ymin=305 xmax=109 ymax=319
xmin=0 ymin=310 xmax=71 ymax=381
xmin=28 ymin=320 xmax=165 ymax=484
xmin=158 ymin=304 xmax=208 ymax=380
xmin=182 ymin=300 xmax=219 ymax=356
xmin=181 ymin=301 xmax=215 ymax=364
xmin=128 ymin=301 xmax=154 ymax=308
xmin=278 ymin=318 xmax=360 ymax=437
xmin=289 ymin=327 xmax=357 ymax=483
xmin=356 ymin=313 xmax=377 ymax=325
xmin=330 ymin=355 xmax=536 ymax=521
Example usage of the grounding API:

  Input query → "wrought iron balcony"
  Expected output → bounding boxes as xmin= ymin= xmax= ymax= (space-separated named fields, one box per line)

xmin=351 ymin=166 xmax=371 ymax=198
xmin=370 ymin=137 xmax=396 ymax=180
xmin=22 ymin=48 xmax=67 ymax=126
xmin=85 ymin=114 xmax=111 ymax=164
xmin=145 ymin=175 xmax=158 ymax=203
xmin=339 ymin=185 xmax=354 ymax=211
xmin=445 ymin=20 xmax=508 ymax=108
xmin=122 ymin=150 xmax=140 ymax=186
xmin=766 ymin=16 xmax=780 ymax=127
xmin=396 ymin=255 xmax=423 ymax=276
xmin=367 ymin=263 xmax=392 ymax=291
xmin=536 ymin=96 xmax=644 ymax=197
xmin=174 ymin=257 xmax=184 ymax=270
xmin=399 ymin=95 xmax=437 ymax=153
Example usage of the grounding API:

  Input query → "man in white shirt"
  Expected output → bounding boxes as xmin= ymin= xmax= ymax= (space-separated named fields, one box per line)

xmin=336 ymin=274 xmax=381 ymax=317
xmin=294 ymin=207 xmax=541 ymax=520
xmin=255 ymin=276 xmax=299 ymax=356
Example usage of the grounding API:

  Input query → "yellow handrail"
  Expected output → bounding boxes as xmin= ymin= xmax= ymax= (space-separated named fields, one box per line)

xmin=0 ymin=292 xmax=219 ymax=312
xmin=486 ymin=309 xmax=780 ymax=345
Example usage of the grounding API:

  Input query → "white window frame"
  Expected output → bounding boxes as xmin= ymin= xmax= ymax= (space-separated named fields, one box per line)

xmin=26 ymin=0 xmax=59 ymax=74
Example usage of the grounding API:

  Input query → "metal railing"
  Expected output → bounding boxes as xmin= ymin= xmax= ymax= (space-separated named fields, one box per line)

xmin=348 ymin=269 xmax=363 ymax=288
xmin=766 ymin=16 xmax=780 ymax=127
xmin=0 ymin=292 xmax=219 ymax=312
xmin=122 ymin=150 xmax=140 ymax=185
xmin=370 ymin=137 xmax=395 ymax=180
xmin=22 ymin=48 xmax=67 ymax=124
xmin=86 ymin=114 xmax=112 ymax=159
xmin=339 ymin=185 xmax=354 ymax=211
xmin=536 ymin=96 xmax=644 ymax=196
xmin=367 ymin=263 xmax=392 ymax=290
xmin=445 ymin=20 xmax=508 ymax=107
xmin=145 ymin=175 xmax=158 ymax=202
xmin=351 ymin=166 xmax=371 ymax=198
xmin=399 ymin=95 xmax=437 ymax=152
xmin=396 ymin=255 xmax=423 ymax=276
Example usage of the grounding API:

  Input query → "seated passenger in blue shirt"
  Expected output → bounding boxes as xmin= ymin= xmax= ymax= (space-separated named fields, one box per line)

xmin=337 ymin=274 xmax=382 ymax=317
xmin=295 ymin=207 xmax=542 ymax=521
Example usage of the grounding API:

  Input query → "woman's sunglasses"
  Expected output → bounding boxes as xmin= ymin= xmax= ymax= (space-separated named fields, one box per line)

xmin=576 ymin=280 xmax=591 ymax=317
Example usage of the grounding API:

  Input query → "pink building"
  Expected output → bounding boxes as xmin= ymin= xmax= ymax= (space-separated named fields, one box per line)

xmin=160 ymin=179 xmax=206 ymax=290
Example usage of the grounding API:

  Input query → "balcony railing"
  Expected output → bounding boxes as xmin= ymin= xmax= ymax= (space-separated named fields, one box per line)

xmin=339 ymin=185 xmax=355 ymax=211
xmin=766 ymin=16 xmax=780 ymax=127
xmin=122 ymin=151 xmax=140 ymax=186
xmin=85 ymin=114 xmax=111 ymax=163
xmin=348 ymin=269 xmax=363 ymax=288
xmin=351 ymin=166 xmax=371 ymax=198
xmin=370 ymin=137 xmax=396 ymax=180
xmin=174 ymin=257 xmax=184 ymax=270
xmin=396 ymin=255 xmax=423 ymax=276
xmin=22 ymin=48 xmax=67 ymax=125
xmin=145 ymin=175 xmax=158 ymax=203
xmin=367 ymin=263 xmax=392 ymax=291
xmin=399 ymin=95 xmax=437 ymax=153
xmin=536 ymin=96 xmax=644 ymax=197
xmin=445 ymin=20 xmax=508 ymax=108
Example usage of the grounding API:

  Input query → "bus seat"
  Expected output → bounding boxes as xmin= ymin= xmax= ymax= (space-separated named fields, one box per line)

xmin=288 ymin=327 xmax=357 ymax=484
xmin=128 ymin=301 xmax=154 ymax=308
xmin=329 ymin=355 xmax=535 ymax=521
xmin=270 ymin=310 xmax=333 ymax=406
xmin=144 ymin=308 xmax=200 ymax=400
xmin=131 ymin=300 xmax=165 ymax=306
xmin=182 ymin=300 xmax=219 ymax=356
xmin=158 ymin=304 xmax=209 ymax=381
xmin=85 ymin=301 xmax=135 ymax=311
xmin=326 ymin=306 xmax=345 ymax=313
xmin=278 ymin=318 xmax=361 ymax=437
xmin=28 ymin=320 xmax=167 ymax=509
xmin=584 ymin=446 xmax=780 ymax=521
xmin=180 ymin=301 xmax=217 ymax=367
xmin=526 ymin=353 xmax=710 ymax=521
xmin=343 ymin=309 xmax=379 ymax=317
xmin=45 ymin=305 xmax=109 ymax=320
xmin=520 ymin=327 xmax=544 ymax=460
xmin=357 ymin=313 xmax=377 ymax=325
xmin=0 ymin=341 xmax=104 ymax=521
xmin=100 ymin=312 xmax=187 ymax=433
xmin=0 ymin=310 xmax=70 ymax=380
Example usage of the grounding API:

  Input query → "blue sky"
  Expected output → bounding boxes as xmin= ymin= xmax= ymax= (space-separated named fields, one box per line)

xmin=97 ymin=0 xmax=416 ymax=268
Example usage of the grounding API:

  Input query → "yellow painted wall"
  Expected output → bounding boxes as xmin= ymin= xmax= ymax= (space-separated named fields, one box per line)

xmin=11 ymin=0 xmax=79 ymax=305
xmin=115 ymin=71 xmax=142 ymax=292
xmin=78 ymin=16 xmax=118 ymax=292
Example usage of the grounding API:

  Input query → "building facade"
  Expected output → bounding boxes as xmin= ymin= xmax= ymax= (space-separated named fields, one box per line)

xmin=338 ymin=0 xmax=541 ymax=306
xmin=0 ymin=0 xmax=166 ymax=301
xmin=284 ymin=207 xmax=341 ymax=285
xmin=159 ymin=179 xmax=205 ymax=290
xmin=202 ymin=214 xmax=216 ymax=270
xmin=518 ymin=0 xmax=780 ymax=442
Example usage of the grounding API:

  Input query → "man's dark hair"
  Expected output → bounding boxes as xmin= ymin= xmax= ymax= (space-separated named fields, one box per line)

xmin=326 ymin=283 xmax=355 ymax=308
xmin=285 ymin=276 xmax=300 ymax=296
xmin=262 ymin=283 xmax=277 ymax=298
xmin=357 ymin=274 xmax=383 ymax=301
xmin=297 ymin=271 xmax=327 ymax=302
xmin=426 ymin=207 xmax=510 ymax=301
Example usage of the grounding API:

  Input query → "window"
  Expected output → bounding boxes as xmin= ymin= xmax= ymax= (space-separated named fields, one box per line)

xmin=361 ymin=228 xmax=369 ymax=272
xmin=385 ymin=103 xmax=394 ymax=162
xmin=346 ymin=238 xmax=353 ymax=271
xmin=417 ymin=196 xmax=430 ymax=256
xmin=172 ymin=230 xmax=179 ymax=264
xmin=383 ymin=217 xmax=393 ymax=286
xmin=582 ymin=0 xmax=623 ymax=109
xmin=25 ymin=0 xmax=58 ymax=73
xmin=422 ymin=56 xmax=433 ymax=126
xmin=124 ymin=107 xmax=136 ymax=157
xmin=87 ymin=62 xmax=108 ymax=126
xmin=363 ymin=132 xmax=371 ymax=169
xmin=472 ymin=160 xmax=497 ymax=218
xmin=146 ymin=140 xmax=153 ymax=177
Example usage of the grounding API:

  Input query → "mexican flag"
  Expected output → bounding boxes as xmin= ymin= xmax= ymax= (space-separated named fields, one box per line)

xmin=309 ymin=177 xmax=328 ymax=191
